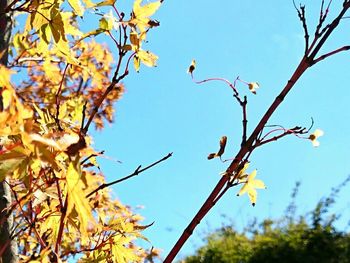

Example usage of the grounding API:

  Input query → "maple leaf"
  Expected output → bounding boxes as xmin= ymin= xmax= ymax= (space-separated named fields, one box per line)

xmin=237 ymin=169 xmax=266 ymax=206
xmin=66 ymin=162 xmax=94 ymax=236
xmin=0 ymin=155 xmax=27 ymax=181
xmin=130 ymin=0 xmax=161 ymax=34
xmin=26 ymin=0 xmax=66 ymax=45
xmin=68 ymin=0 xmax=85 ymax=17
xmin=137 ymin=50 xmax=158 ymax=67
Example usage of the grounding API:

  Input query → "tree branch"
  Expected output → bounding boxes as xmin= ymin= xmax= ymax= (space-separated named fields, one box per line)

xmin=312 ymin=45 xmax=350 ymax=64
xmin=293 ymin=1 xmax=310 ymax=55
xmin=165 ymin=3 xmax=350 ymax=261
xmin=309 ymin=2 xmax=350 ymax=62
xmin=86 ymin=153 xmax=172 ymax=198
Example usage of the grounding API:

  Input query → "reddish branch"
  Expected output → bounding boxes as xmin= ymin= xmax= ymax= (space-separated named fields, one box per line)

xmin=164 ymin=2 xmax=350 ymax=262
xmin=55 ymin=194 xmax=68 ymax=255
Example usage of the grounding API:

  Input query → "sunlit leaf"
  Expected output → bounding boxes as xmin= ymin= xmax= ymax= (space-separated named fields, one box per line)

xmin=130 ymin=0 xmax=161 ymax=33
xmin=137 ymin=50 xmax=158 ymax=67
xmin=95 ymin=0 xmax=116 ymax=7
xmin=68 ymin=0 xmax=85 ymax=17
xmin=66 ymin=162 xmax=93 ymax=236
xmin=237 ymin=170 xmax=266 ymax=206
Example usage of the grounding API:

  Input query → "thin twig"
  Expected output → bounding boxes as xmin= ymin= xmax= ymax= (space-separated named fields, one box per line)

xmin=86 ymin=153 xmax=172 ymax=198
xmin=80 ymin=150 xmax=104 ymax=165
xmin=55 ymin=195 xmax=68 ymax=255
xmin=82 ymin=27 xmax=129 ymax=134
xmin=80 ymin=101 xmax=87 ymax=132
xmin=293 ymin=1 xmax=309 ymax=54
xmin=309 ymin=2 xmax=350 ymax=62
xmin=192 ymin=75 xmax=239 ymax=96
xmin=241 ymin=96 xmax=248 ymax=146
xmin=312 ymin=45 xmax=350 ymax=64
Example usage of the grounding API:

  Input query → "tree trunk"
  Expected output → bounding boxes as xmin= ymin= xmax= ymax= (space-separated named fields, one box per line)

xmin=0 ymin=1 xmax=17 ymax=262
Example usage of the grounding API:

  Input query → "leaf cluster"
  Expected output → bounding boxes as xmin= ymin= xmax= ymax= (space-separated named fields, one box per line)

xmin=1 ymin=0 xmax=162 ymax=261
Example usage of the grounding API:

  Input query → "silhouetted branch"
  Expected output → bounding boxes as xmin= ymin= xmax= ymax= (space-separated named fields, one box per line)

xmin=86 ymin=153 xmax=172 ymax=198
xmin=312 ymin=45 xmax=350 ymax=64
xmin=164 ymin=2 xmax=350 ymax=262
xmin=255 ymin=126 xmax=309 ymax=147
xmin=293 ymin=1 xmax=309 ymax=54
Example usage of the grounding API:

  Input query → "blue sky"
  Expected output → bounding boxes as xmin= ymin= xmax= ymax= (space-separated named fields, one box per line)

xmin=91 ymin=0 xmax=350 ymax=260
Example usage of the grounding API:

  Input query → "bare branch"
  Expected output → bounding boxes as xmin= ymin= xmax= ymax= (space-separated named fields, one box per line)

xmin=309 ymin=1 xmax=350 ymax=61
xmin=312 ymin=45 xmax=350 ymax=64
xmin=240 ymin=96 xmax=248 ymax=146
xmin=86 ymin=153 xmax=172 ymax=198
xmin=315 ymin=0 xmax=332 ymax=37
xmin=254 ymin=126 xmax=308 ymax=147
xmin=293 ymin=1 xmax=309 ymax=54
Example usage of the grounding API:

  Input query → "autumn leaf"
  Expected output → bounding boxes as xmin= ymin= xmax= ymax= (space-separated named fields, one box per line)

xmin=130 ymin=0 xmax=161 ymax=33
xmin=6 ymin=0 xmax=162 ymax=260
xmin=187 ymin=60 xmax=196 ymax=74
xmin=66 ymin=162 xmax=93 ymax=236
xmin=0 ymin=156 xmax=27 ymax=181
xmin=26 ymin=0 xmax=66 ymax=45
xmin=237 ymin=169 xmax=266 ymax=206
xmin=95 ymin=0 xmax=116 ymax=7
xmin=236 ymin=161 xmax=250 ymax=182
xmin=137 ymin=50 xmax=158 ymax=67
xmin=207 ymin=136 xmax=227 ymax=160
xmin=68 ymin=0 xmax=85 ymax=17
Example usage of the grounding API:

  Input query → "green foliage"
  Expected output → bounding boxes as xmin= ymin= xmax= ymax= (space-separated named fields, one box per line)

xmin=183 ymin=179 xmax=350 ymax=263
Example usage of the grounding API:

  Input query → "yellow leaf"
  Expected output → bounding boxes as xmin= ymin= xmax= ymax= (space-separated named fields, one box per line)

xmin=133 ymin=0 xmax=161 ymax=20
xmin=131 ymin=0 xmax=161 ymax=33
xmin=237 ymin=169 xmax=266 ymax=206
xmin=95 ymin=0 xmax=116 ymax=7
xmin=68 ymin=0 xmax=85 ymax=17
xmin=133 ymin=56 xmax=141 ymax=72
xmin=28 ymin=0 xmax=66 ymax=45
xmin=0 ymin=157 xmax=27 ymax=181
xmin=137 ymin=50 xmax=158 ymax=67
xmin=62 ymin=12 xmax=83 ymax=37
xmin=66 ymin=162 xmax=93 ymax=236
xmin=0 ymin=66 xmax=14 ymax=86
xmin=82 ymin=0 xmax=95 ymax=8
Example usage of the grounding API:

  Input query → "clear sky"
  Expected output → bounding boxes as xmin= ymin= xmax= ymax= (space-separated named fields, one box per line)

xmin=91 ymin=0 xmax=350 ymax=260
